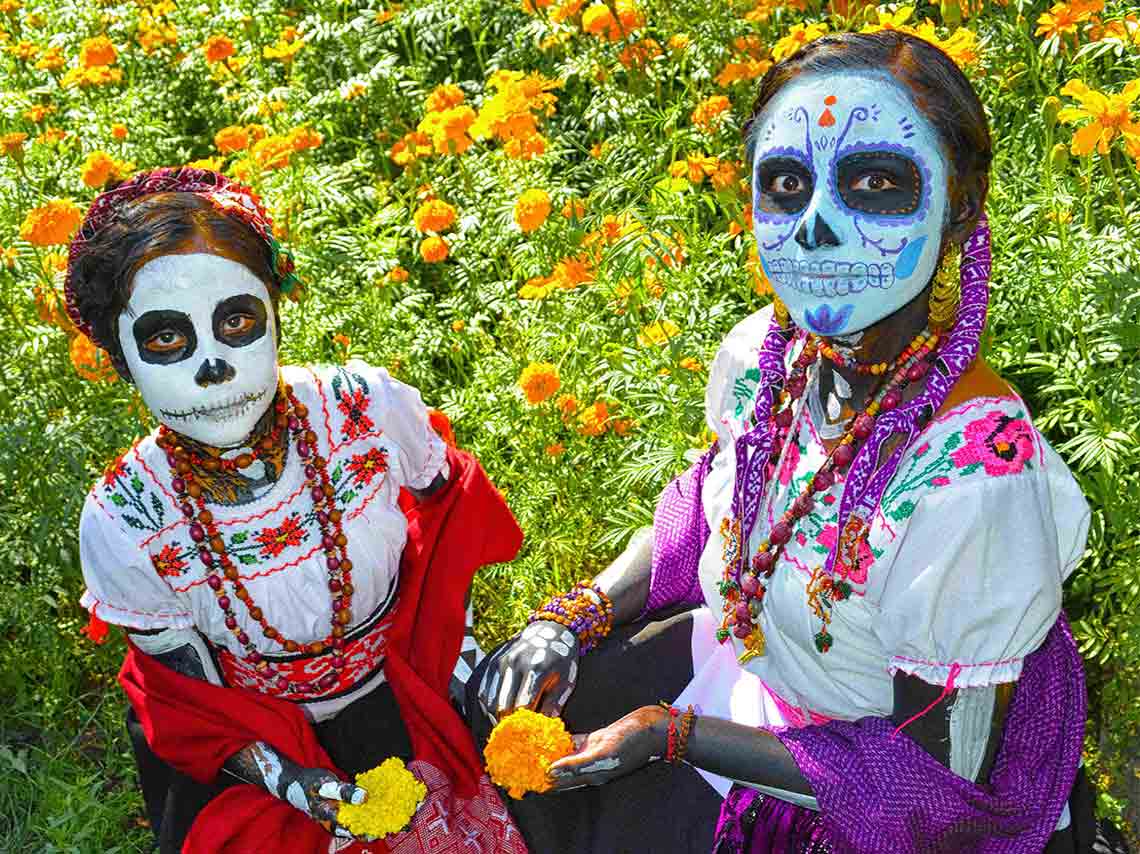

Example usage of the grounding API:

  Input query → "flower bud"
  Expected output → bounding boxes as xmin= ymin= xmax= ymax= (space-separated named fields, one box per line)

xmin=1048 ymin=143 xmax=1070 ymax=173
xmin=1042 ymin=97 xmax=1061 ymax=131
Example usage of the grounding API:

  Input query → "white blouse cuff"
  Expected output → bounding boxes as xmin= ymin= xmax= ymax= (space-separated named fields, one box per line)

xmin=81 ymin=589 xmax=196 ymax=632
xmin=888 ymin=654 xmax=1024 ymax=689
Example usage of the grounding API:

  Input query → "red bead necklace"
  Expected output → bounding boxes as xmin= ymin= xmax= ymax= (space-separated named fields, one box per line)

xmin=718 ymin=331 xmax=941 ymax=658
xmin=816 ymin=331 xmax=935 ymax=377
xmin=158 ymin=381 xmax=355 ymax=696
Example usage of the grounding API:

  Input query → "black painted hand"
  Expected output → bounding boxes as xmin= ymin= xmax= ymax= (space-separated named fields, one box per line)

xmin=546 ymin=705 xmax=666 ymax=790
xmin=476 ymin=620 xmax=580 ymax=723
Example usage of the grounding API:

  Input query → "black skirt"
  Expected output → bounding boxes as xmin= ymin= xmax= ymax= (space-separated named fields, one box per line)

xmin=466 ymin=608 xmax=724 ymax=854
xmin=127 ymin=681 xmax=412 ymax=853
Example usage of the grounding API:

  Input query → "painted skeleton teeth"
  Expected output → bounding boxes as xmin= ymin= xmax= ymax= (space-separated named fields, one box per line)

xmin=160 ymin=388 xmax=268 ymax=422
xmin=768 ymin=257 xmax=896 ymax=298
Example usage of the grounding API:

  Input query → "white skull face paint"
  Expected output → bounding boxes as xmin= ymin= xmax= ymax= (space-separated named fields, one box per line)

xmin=750 ymin=71 xmax=949 ymax=335
xmin=118 ymin=253 xmax=279 ymax=448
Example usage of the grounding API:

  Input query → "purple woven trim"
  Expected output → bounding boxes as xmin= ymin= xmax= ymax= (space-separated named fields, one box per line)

xmin=642 ymin=449 xmax=714 ymax=617
xmin=768 ymin=613 xmax=1085 ymax=854
xmin=714 ymin=788 xmax=830 ymax=854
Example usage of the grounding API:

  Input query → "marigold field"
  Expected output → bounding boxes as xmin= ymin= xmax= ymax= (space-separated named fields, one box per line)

xmin=0 ymin=0 xmax=1138 ymax=848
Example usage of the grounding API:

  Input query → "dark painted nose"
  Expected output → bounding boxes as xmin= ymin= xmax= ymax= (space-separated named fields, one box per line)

xmin=794 ymin=214 xmax=841 ymax=250
xmin=194 ymin=358 xmax=236 ymax=387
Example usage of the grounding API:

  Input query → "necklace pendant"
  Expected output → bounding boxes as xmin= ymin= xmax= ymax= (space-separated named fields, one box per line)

xmin=737 ymin=626 xmax=766 ymax=664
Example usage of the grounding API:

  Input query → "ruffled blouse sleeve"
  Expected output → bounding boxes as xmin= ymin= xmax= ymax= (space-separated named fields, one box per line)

xmin=78 ymin=494 xmax=195 ymax=632
xmin=345 ymin=359 xmax=448 ymax=491
xmin=869 ymin=440 xmax=1090 ymax=689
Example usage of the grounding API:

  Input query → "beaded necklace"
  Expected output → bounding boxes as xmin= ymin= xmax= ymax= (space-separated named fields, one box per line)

xmin=717 ymin=329 xmax=941 ymax=662
xmin=158 ymin=378 xmax=355 ymax=696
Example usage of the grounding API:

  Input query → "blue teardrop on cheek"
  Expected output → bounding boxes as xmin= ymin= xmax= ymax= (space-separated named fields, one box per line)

xmin=759 ymin=254 xmax=772 ymax=280
xmin=894 ymin=235 xmax=927 ymax=280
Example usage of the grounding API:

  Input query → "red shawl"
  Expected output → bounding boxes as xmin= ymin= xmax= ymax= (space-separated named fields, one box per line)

xmin=119 ymin=444 xmax=526 ymax=853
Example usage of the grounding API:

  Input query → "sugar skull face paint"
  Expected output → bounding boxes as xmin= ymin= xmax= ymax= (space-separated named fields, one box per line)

xmin=750 ymin=71 xmax=949 ymax=335
xmin=118 ymin=253 xmax=279 ymax=448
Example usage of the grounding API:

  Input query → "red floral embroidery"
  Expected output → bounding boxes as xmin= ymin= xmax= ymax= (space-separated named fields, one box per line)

xmin=338 ymin=387 xmax=375 ymax=440
xmin=348 ymin=447 xmax=389 ymax=485
xmin=815 ymin=524 xmax=873 ymax=585
xmin=103 ymin=455 xmax=127 ymax=487
xmin=255 ymin=514 xmax=306 ymax=558
xmin=151 ymin=543 xmax=189 ymax=577
xmin=950 ymin=411 xmax=1035 ymax=477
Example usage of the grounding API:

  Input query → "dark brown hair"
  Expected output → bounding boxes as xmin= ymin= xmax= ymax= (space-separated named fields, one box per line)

xmin=68 ymin=192 xmax=280 ymax=379
xmin=744 ymin=31 xmax=991 ymax=226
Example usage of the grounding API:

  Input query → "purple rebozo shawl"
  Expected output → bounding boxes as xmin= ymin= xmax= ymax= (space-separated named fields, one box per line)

xmin=643 ymin=450 xmax=1086 ymax=854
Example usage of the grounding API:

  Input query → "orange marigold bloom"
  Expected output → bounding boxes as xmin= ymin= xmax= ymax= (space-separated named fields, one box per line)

xmin=0 ymin=131 xmax=27 ymax=158
xmin=679 ymin=356 xmax=703 ymax=372
xmin=420 ymin=236 xmax=449 ymax=263
xmin=251 ymin=136 xmax=294 ymax=170
xmin=668 ymin=33 xmax=691 ymax=51
xmin=287 ymin=125 xmax=323 ymax=152
xmin=203 ymin=33 xmax=235 ymax=63
xmin=545 ymin=443 xmax=565 ymax=456
xmin=551 ymin=253 xmax=594 ymax=289
xmin=78 ymin=36 xmax=117 ymax=69
xmin=20 ymin=199 xmax=82 ymax=246
xmin=618 ymin=38 xmax=661 ymax=69
xmin=577 ymin=400 xmax=610 ymax=436
xmin=561 ymin=198 xmax=586 ymax=219
xmin=517 ymin=362 xmax=561 ymax=404
xmin=23 ymin=104 xmax=53 ymax=123
xmin=214 ymin=125 xmax=250 ymax=153
xmin=413 ymin=199 xmax=457 ymax=233
xmin=692 ymin=95 xmax=732 ymax=131
xmin=514 ymin=188 xmax=552 ymax=233
xmin=556 ymin=393 xmax=579 ymax=417
xmin=484 ymin=709 xmax=573 ymax=799
xmin=425 ymin=83 xmax=465 ymax=112
xmin=70 ymin=334 xmax=118 ymax=382
xmin=111 ymin=122 xmax=128 ymax=139
xmin=582 ymin=4 xmax=617 ymax=38
xmin=33 ymin=46 xmax=65 ymax=71
xmin=388 ymin=265 xmax=410 ymax=283
xmin=391 ymin=131 xmax=433 ymax=166
xmin=81 ymin=150 xmax=124 ymax=188
xmin=550 ymin=0 xmax=584 ymax=23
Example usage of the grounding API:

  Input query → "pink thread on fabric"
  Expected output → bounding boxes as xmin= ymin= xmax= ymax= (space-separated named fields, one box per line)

xmin=891 ymin=661 xmax=962 ymax=738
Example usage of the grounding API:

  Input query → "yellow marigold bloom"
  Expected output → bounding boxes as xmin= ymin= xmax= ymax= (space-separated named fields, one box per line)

xmin=0 ymin=131 xmax=27 ymax=158
xmin=388 ymin=265 xmax=410 ymax=283
xmin=35 ymin=126 xmax=66 ymax=146
xmin=522 ymin=0 xmax=553 ymax=11
xmin=337 ymin=758 xmax=425 ymax=839
xmin=637 ymin=318 xmax=681 ymax=346
xmin=287 ymin=125 xmax=323 ymax=152
xmin=81 ymin=150 xmax=122 ymax=188
xmin=250 ymin=135 xmax=293 ymax=170
xmin=716 ymin=58 xmax=771 ymax=88
xmin=420 ymin=235 xmax=449 ymax=263
xmin=214 ymin=125 xmax=250 ymax=153
xmin=1035 ymin=0 xmax=1101 ymax=40
xmin=692 ymin=95 xmax=732 ymax=132
xmin=111 ymin=122 xmax=128 ymax=139
xmin=908 ymin=19 xmax=980 ymax=68
xmin=391 ymin=131 xmax=433 ymax=166
xmin=61 ymin=65 xmax=123 ymax=88
xmin=20 ymin=199 xmax=82 ymax=246
xmin=517 ymin=362 xmax=561 ymax=404
xmin=70 ymin=334 xmax=118 ymax=382
xmin=861 ymin=5 xmax=915 ymax=34
xmin=413 ymin=199 xmax=457 ymax=233
xmin=711 ymin=159 xmax=741 ymax=192
xmin=514 ymin=188 xmax=552 ymax=233
xmin=342 ymin=80 xmax=368 ymax=100
xmin=582 ymin=4 xmax=617 ymax=38
xmin=79 ymin=36 xmax=116 ymax=68
xmin=616 ymin=0 xmax=645 ymax=31
xmin=0 ymin=246 xmax=16 ymax=269
xmin=470 ymin=70 xmax=561 ymax=159
xmin=668 ymin=33 xmax=691 ymax=51
xmin=747 ymin=247 xmax=772 ymax=295
xmin=451 ymin=319 xmax=465 ymax=332
xmin=545 ymin=443 xmax=565 ymax=457
xmin=425 ymin=83 xmax=465 ymax=112
xmin=35 ymin=282 xmax=71 ymax=328
xmin=680 ymin=356 xmax=703 ymax=372
xmin=1058 ymin=78 xmax=1140 ymax=156
xmin=33 ymin=46 xmax=64 ymax=71
xmin=518 ymin=274 xmax=557 ymax=300
xmin=561 ymin=198 xmax=586 ymax=219
xmin=418 ymin=104 xmax=476 ymax=155
xmin=10 ymin=39 xmax=37 ymax=60
xmin=619 ymin=38 xmax=661 ymax=69
xmin=263 ymin=37 xmax=304 ymax=62
xmin=670 ymin=152 xmax=719 ymax=184
xmin=772 ymin=22 xmax=828 ymax=63
xmin=1086 ymin=15 xmax=1140 ymax=44
xmin=485 ymin=709 xmax=573 ymax=799
xmin=186 ymin=156 xmax=225 ymax=171
xmin=23 ymin=104 xmax=53 ymax=123
xmin=577 ymin=400 xmax=610 ymax=436
xmin=550 ymin=0 xmax=584 ymax=23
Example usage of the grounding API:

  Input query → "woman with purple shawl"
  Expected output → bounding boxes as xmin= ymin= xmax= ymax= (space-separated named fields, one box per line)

xmin=468 ymin=31 xmax=1103 ymax=854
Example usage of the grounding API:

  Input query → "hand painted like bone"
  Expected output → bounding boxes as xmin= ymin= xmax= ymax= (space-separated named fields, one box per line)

xmin=223 ymin=741 xmax=376 ymax=841
xmin=545 ymin=705 xmax=667 ymax=790
xmin=476 ymin=620 xmax=579 ymax=724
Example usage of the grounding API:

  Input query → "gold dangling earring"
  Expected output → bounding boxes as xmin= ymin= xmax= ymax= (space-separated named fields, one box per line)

xmin=772 ymin=296 xmax=790 ymax=329
xmin=928 ymin=246 xmax=961 ymax=334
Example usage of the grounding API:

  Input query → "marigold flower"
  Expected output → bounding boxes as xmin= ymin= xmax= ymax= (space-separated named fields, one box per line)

xmin=342 ymin=80 xmax=368 ymax=100
xmin=418 ymin=104 xmax=476 ymax=155
xmin=551 ymin=253 xmax=594 ymax=289
xmin=514 ymin=188 xmax=552 ymax=233
xmin=637 ymin=318 xmax=681 ymax=346
xmin=772 ymin=22 xmax=828 ymax=63
xmin=263 ymin=37 xmax=304 ymax=62
xmin=619 ymin=38 xmax=661 ymax=69
xmin=691 ymin=95 xmax=732 ymax=131
xmin=613 ymin=417 xmax=635 ymax=436
xmin=517 ymin=362 xmax=561 ymax=404
xmin=545 ymin=443 xmax=565 ymax=456
xmin=470 ymin=70 xmax=561 ymax=160
xmin=561 ymin=198 xmax=586 ymax=219
xmin=388 ymin=265 xmax=410 ymax=283
xmin=550 ymin=0 xmax=584 ymax=23
xmin=577 ymin=400 xmax=610 ymax=436
xmin=20 ymin=199 xmax=82 ymax=246
xmin=337 ymin=758 xmax=426 ymax=838
xmin=81 ymin=150 xmax=126 ymax=188
xmin=420 ymin=235 xmax=449 ymax=263
xmin=202 ymin=33 xmax=235 ymax=62
xmin=413 ymin=199 xmax=457 ymax=234
xmin=23 ymin=104 xmax=53 ymax=123
xmin=0 ymin=131 xmax=27 ymax=159
xmin=111 ymin=122 xmax=128 ymax=139
xmin=484 ymin=709 xmax=574 ymax=799
xmin=287 ymin=125 xmax=323 ymax=152
xmin=716 ymin=58 xmax=770 ymax=87
xmin=668 ymin=33 xmax=691 ymax=51
xmin=187 ymin=156 xmax=225 ymax=171
xmin=214 ymin=125 xmax=249 ymax=153
xmin=250 ymin=135 xmax=294 ymax=170
xmin=79 ymin=36 xmax=117 ymax=68
xmin=1035 ymin=0 xmax=1100 ymax=41
xmin=518 ymin=274 xmax=557 ymax=300
xmin=0 ymin=246 xmax=16 ymax=269
xmin=1058 ymin=78 xmax=1140 ymax=156
xmin=451 ymin=319 xmax=465 ymax=332
xmin=556 ymin=393 xmax=578 ymax=417
xmin=70 ymin=334 xmax=118 ymax=382
xmin=680 ymin=357 xmax=703 ymax=372
xmin=390 ymin=131 xmax=433 ymax=167
xmin=33 ymin=46 xmax=64 ymax=71
xmin=425 ymin=83 xmax=465 ymax=112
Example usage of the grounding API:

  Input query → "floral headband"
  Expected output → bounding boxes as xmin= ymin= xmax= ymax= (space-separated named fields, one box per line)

xmin=64 ymin=166 xmax=303 ymax=343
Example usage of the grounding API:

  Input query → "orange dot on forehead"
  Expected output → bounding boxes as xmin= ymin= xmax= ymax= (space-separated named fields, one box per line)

xmin=824 ymin=95 xmax=837 ymax=105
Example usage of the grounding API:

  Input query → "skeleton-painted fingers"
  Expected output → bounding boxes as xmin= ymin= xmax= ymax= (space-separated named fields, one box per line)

xmin=546 ymin=707 xmax=662 ymax=790
xmin=479 ymin=621 xmax=580 ymax=723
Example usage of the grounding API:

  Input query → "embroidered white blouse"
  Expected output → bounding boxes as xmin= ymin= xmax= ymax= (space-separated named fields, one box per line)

xmin=675 ymin=307 xmax=1090 ymax=797
xmin=78 ymin=360 xmax=447 ymax=718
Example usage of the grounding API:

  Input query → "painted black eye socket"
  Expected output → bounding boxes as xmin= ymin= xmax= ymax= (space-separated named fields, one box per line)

xmin=132 ymin=310 xmax=197 ymax=365
xmin=836 ymin=151 xmax=922 ymax=216
xmin=213 ymin=294 xmax=268 ymax=348
xmin=754 ymin=156 xmax=813 ymax=215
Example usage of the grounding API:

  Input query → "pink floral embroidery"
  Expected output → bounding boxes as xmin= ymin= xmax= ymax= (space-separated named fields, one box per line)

xmin=816 ymin=524 xmax=873 ymax=584
xmin=777 ymin=440 xmax=800 ymax=486
xmin=931 ymin=475 xmax=951 ymax=487
xmin=914 ymin=442 xmax=930 ymax=458
xmin=950 ymin=411 xmax=1035 ymax=476
xmin=337 ymin=388 xmax=375 ymax=440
